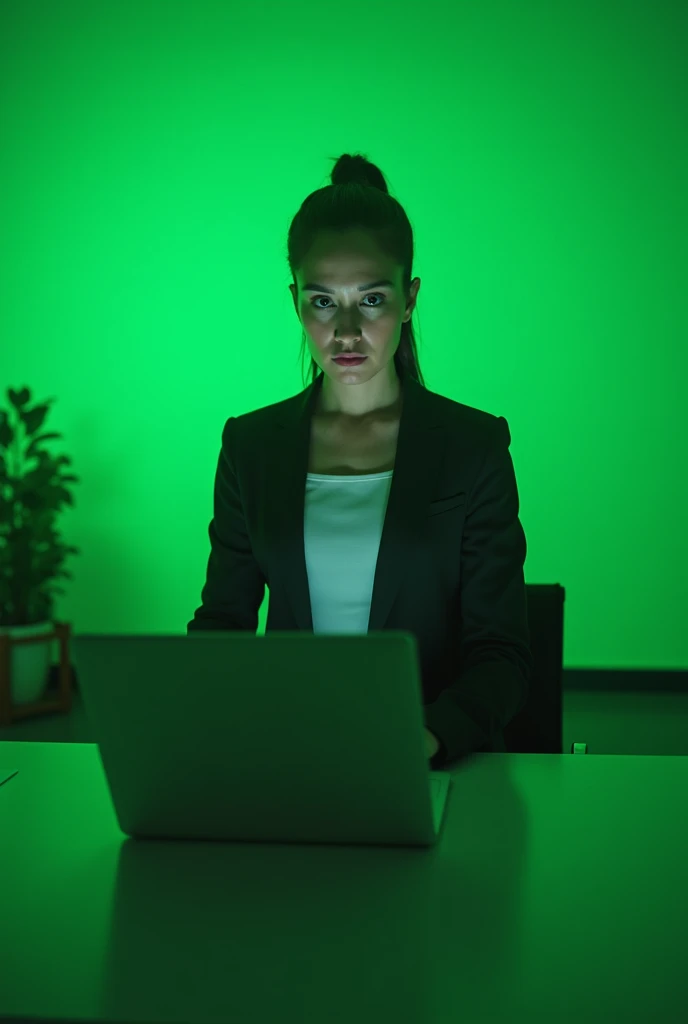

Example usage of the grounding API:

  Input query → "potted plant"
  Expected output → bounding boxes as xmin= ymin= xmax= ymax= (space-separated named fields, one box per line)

xmin=0 ymin=386 xmax=80 ymax=704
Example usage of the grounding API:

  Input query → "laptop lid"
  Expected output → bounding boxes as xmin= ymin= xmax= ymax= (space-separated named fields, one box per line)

xmin=75 ymin=632 xmax=453 ymax=848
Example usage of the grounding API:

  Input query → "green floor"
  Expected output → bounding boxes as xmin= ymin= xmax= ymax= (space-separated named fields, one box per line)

xmin=1 ymin=688 xmax=687 ymax=755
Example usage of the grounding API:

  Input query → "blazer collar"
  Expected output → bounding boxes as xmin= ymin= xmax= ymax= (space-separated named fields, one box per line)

xmin=264 ymin=371 xmax=449 ymax=632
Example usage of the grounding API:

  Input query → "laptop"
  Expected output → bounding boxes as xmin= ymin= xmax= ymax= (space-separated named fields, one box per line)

xmin=71 ymin=631 xmax=456 ymax=848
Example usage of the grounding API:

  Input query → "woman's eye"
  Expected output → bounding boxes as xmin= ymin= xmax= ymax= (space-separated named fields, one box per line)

xmin=311 ymin=293 xmax=385 ymax=309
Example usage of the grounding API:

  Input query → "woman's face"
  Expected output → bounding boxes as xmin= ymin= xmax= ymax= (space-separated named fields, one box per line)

xmin=289 ymin=229 xmax=420 ymax=405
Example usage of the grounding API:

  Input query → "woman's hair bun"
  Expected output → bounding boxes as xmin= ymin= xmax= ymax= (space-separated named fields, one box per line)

xmin=330 ymin=153 xmax=388 ymax=193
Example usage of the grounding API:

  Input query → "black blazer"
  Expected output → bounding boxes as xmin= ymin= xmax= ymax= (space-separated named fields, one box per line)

xmin=188 ymin=370 xmax=533 ymax=767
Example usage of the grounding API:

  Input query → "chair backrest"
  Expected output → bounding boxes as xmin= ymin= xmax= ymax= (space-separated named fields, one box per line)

xmin=502 ymin=584 xmax=565 ymax=753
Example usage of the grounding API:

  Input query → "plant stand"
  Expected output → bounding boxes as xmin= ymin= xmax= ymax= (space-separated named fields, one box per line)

xmin=0 ymin=621 xmax=73 ymax=726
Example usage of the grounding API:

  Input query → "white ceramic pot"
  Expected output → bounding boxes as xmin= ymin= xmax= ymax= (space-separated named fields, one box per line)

xmin=0 ymin=621 xmax=56 ymax=705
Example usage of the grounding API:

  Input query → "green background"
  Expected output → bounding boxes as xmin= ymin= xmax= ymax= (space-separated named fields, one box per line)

xmin=1 ymin=0 xmax=686 ymax=670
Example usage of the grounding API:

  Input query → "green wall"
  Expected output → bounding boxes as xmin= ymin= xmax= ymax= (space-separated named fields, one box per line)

xmin=2 ymin=0 xmax=686 ymax=670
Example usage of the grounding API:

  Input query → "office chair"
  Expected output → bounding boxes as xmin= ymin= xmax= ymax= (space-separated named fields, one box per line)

xmin=503 ymin=584 xmax=567 ymax=754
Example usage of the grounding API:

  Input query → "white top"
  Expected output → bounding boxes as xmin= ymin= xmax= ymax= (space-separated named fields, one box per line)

xmin=304 ymin=470 xmax=394 ymax=635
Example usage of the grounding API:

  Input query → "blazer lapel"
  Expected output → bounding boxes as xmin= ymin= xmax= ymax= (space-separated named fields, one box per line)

xmin=263 ymin=372 xmax=448 ymax=632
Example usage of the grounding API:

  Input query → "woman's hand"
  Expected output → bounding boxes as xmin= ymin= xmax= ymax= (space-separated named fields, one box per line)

xmin=424 ymin=727 xmax=440 ymax=759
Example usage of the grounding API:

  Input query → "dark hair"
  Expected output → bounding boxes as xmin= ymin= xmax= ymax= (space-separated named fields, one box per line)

xmin=287 ymin=152 xmax=424 ymax=389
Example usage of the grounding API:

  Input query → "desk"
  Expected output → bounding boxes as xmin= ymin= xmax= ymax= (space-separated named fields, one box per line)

xmin=1 ymin=742 xmax=686 ymax=1024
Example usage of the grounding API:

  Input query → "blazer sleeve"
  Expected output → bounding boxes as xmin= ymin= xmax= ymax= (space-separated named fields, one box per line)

xmin=424 ymin=415 xmax=533 ymax=763
xmin=187 ymin=417 xmax=266 ymax=633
